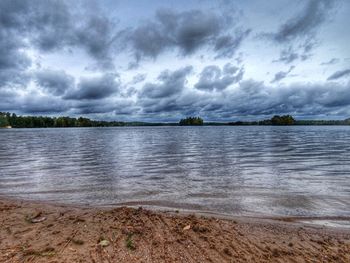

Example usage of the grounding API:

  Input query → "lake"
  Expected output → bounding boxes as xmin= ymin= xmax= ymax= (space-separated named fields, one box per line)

xmin=0 ymin=126 xmax=349 ymax=218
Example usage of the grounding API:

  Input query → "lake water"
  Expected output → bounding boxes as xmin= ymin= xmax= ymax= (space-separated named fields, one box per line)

xmin=0 ymin=126 xmax=350 ymax=218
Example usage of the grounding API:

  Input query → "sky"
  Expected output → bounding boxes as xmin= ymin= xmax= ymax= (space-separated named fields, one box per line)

xmin=0 ymin=0 xmax=350 ymax=122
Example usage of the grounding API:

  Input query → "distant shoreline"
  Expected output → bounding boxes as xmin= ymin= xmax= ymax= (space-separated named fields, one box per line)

xmin=1 ymin=197 xmax=349 ymax=262
xmin=1 ymin=112 xmax=350 ymax=128
xmin=2 ymin=124 xmax=350 ymax=129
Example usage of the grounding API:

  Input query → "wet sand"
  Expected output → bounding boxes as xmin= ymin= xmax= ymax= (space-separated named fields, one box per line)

xmin=0 ymin=198 xmax=349 ymax=263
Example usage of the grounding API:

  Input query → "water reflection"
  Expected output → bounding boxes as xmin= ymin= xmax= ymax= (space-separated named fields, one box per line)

xmin=0 ymin=126 xmax=350 ymax=217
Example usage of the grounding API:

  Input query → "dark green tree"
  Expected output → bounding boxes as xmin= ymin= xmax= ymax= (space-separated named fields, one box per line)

xmin=0 ymin=114 xmax=9 ymax=127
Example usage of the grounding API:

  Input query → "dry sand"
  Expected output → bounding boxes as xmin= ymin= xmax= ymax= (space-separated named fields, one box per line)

xmin=0 ymin=198 xmax=349 ymax=263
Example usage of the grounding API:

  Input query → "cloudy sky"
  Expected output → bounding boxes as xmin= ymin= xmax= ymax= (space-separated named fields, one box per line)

xmin=1 ymin=0 xmax=350 ymax=121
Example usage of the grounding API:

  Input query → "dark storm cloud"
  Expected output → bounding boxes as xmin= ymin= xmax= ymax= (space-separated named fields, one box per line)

xmin=1 ymin=92 xmax=70 ymax=114
xmin=134 ymin=73 xmax=350 ymax=119
xmin=29 ymin=1 xmax=117 ymax=69
xmin=140 ymin=97 xmax=184 ymax=114
xmin=0 ymin=0 xmax=117 ymax=78
xmin=200 ymin=80 xmax=350 ymax=119
xmin=67 ymin=98 xmax=138 ymax=115
xmin=113 ymin=100 xmax=139 ymax=115
xmin=158 ymin=9 xmax=221 ymax=55
xmin=214 ymin=30 xmax=251 ymax=59
xmin=28 ymin=1 xmax=74 ymax=51
xmin=274 ymin=48 xmax=298 ymax=64
xmin=74 ymin=14 xmax=117 ymax=70
xmin=0 ymin=90 xmax=19 ymax=112
xmin=3 ymin=76 xmax=350 ymax=120
xmin=268 ymin=0 xmax=336 ymax=64
xmin=195 ymin=63 xmax=244 ymax=91
xmin=131 ymin=74 xmax=147 ymax=85
xmin=35 ymin=69 xmax=74 ymax=96
xmin=64 ymin=73 xmax=120 ymax=100
xmin=273 ymin=47 xmax=300 ymax=64
xmin=19 ymin=95 xmax=70 ymax=113
xmin=137 ymin=66 xmax=193 ymax=114
xmin=271 ymin=66 xmax=295 ymax=83
xmin=327 ymin=69 xmax=350 ymax=80
xmin=320 ymin=58 xmax=340 ymax=66
xmin=120 ymin=8 xmax=250 ymax=61
xmin=0 ymin=1 xmax=31 ymax=87
xmin=72 ymin=99 xmax=117 ymax=115
xmin=0 ymin=70 xmax=30 ymax=88
xmin=272 ymin=0 xmax=336 ymax=43
xmin=273 ymin=40 xmax=316 ymax=64
xmin=139 ymin=66 xmax=192 ymax=99
xmin=0 ymin=31 xmax=30 ymax=72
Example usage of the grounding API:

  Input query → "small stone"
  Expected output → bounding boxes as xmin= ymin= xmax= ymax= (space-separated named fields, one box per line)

xmin=99 ymin=240 xmax=110 ymax=247
xmin=183 ymin=225 xmax=191 ymax=231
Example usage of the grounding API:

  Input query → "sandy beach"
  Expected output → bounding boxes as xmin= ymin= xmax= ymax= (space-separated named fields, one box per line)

xmin=0 ymin=198 xmax=349 ymax=263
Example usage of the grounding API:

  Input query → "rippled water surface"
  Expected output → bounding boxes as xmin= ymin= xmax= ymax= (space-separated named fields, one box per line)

xmin=0 ymin=126 xmax=350 ymax=217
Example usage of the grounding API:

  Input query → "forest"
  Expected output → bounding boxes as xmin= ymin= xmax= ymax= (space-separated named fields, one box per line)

xmin=0 ymin=112 xmax=127 ymax=128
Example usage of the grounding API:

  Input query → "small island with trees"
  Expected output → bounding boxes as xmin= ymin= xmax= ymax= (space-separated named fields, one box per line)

xmin=179 ymin=117 xmax=204 ymax=126
xmin=1 ymin=112 xmax=350 ymax=128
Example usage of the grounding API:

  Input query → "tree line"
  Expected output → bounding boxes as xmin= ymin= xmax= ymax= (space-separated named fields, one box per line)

xmin=228 ymin=115 xmax=296 ymax=125
xmin=1 ymin=112 xmax=350 ymax=128
xmin=0 ymin=112 xmax=126 ymax=128
xmin=228 ymin=115 xmax=350 ymax=126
